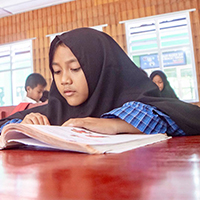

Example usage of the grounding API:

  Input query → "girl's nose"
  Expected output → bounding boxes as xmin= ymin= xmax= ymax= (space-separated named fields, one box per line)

xmin=61 ymin=73 xmax=72 ymax=85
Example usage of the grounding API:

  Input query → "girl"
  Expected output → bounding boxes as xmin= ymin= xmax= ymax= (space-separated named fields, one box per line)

xmin=1 ymin=28 xmax=200 ymax=136
xmin=150 ymin=70 xmax=178 ymax=99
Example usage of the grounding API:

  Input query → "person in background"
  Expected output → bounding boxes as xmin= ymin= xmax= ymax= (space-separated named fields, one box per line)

xmin=0 ymin=28 xmax=200 ymax=137
xmin=150 ymin=70 xmax=178 ymax=99
xmin=23 ymin=73 xmax=47 ymax=103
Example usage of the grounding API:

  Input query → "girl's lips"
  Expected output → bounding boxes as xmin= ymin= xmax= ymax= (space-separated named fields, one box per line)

xmin=64 ymin=90 xmax=75 ymax=96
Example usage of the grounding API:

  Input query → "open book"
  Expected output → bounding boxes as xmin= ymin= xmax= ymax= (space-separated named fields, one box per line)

xmin=0 ymin=124 xmax=171 ymax=154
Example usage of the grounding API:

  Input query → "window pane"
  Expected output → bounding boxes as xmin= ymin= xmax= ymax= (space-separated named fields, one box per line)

xmin=0 ymin=47 xmax=10 ymax=71
xmin=12 ymin=51 xmax=31 ymax=69
xmin=11 ymin=41 xmax=32 ymax=70
xmin=0 ymin=40 xmax=33 ymax=105
xmin=180 ymin=68 xmax=195 ymax=100
xmin=12 ymin=59 xmax=31 ymax=69
xmin=0 ymin=71 xmax=12 ymax=106
xmin=132 ymin=55 xmax=140 ymax=67
xmin=12 ymin=68 xmax=32 ymax=105
xmin=164 ymin=68 xmax=179 ymax=98
xmin=12 ymin=42 xmax=31 ymax=53
xmin=127 ymin=21 xmax=157 ymax=53
xmin=159 ymin=17 xmax=190 ymax=48
xmin=0 ymin=58 xmax=10 ymax=71
xmin=162 ymin=48 xmax=196 ymax=101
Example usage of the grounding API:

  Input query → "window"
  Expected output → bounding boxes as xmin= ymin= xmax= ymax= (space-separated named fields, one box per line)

xmin=121 ymin=9 xmax=198 ymax=102
xmin=0 ymin=40 xmax=33 ymax=106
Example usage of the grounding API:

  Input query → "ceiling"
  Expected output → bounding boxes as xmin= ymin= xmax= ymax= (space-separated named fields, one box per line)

xmin=0 ymin=0 xmax=74 ymax=19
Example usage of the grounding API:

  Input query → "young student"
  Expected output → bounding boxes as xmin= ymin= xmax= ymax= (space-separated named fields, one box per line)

xmin=23 ymin=73 xmax=47 ymax=103
xmin=150 ymin=70 xmax=178 ymax=99
xmin=0 ymin=28 xmax=200 ymax=136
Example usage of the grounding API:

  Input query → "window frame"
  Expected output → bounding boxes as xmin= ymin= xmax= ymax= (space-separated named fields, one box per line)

xmin=120 ymin=9 xmax=198 ymax=103
xmin=0 ymin=39 xmax=34 ymax=106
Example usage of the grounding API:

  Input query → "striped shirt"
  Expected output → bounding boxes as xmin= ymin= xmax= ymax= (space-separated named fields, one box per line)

xmin=101 ymin=101 xmax=185 ymax=136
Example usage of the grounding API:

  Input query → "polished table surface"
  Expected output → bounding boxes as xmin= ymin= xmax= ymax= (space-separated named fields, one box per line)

xmin=0 ymin=136 xmax=200 ymax=200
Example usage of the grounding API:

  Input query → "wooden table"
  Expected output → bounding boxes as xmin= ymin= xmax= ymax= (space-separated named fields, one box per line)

xmin=0 ymin=136 xmax=200 ymax=200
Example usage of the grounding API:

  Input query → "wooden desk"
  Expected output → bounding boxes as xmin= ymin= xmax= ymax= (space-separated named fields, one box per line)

xmin=0 ymin=136 xmax=199 ymax=200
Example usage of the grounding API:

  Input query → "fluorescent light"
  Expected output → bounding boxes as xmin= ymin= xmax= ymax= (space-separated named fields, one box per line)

xmin=0 ymin=0 xmax=32 ymax=8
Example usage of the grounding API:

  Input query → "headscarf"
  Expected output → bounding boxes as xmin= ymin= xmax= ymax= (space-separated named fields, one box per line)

xmin=1 ymin=28 xmax=200 ymax=136
xmin=150 ymin=70 xmax=178 ymax=99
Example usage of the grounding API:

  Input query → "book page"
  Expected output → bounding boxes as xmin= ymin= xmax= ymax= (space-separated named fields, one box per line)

xmin=7 ymin=137 xmax=64 ymax=149
xmin=26 ymin=125 xmax=169 ymax=145
xmin=1 ymin=124 xmax=171 ymax=154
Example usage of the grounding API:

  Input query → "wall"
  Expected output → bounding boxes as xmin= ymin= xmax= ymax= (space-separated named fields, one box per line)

xmin=0 ymin=0 xmax=200 ymax=104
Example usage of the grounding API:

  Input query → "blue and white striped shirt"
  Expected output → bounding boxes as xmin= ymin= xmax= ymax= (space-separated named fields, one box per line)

xmin=101 ymin=101 xmax=185 ymax=136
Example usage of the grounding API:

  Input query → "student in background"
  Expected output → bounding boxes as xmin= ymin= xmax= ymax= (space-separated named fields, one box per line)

xmin=23 ymin=73 xmax=47 ymax=103
xmin=150 ymin=70 xmax=178 ymax=99
xmin=0 ymin=28 xmax=200 ymax=136
xmin=8 ymin=73 xmax=47 ymax=116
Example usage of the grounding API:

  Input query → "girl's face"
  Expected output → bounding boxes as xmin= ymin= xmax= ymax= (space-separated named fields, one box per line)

xmin=52 ymin=45 xmax=89 ymax=106
xmin=152 ymin=75 xmax=164 ymax=91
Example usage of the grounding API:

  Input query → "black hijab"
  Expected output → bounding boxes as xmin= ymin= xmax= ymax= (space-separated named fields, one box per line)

xmin=150 ymin=70 xmax=178 ymax=99
xmin=1 ymin=28 xmax=200 ymax=136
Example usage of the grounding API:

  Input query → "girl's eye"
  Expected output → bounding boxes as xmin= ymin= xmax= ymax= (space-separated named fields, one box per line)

xmin=71 ymin=67 xmax=81 ymax=72
xmin=53 ymin=70 xmax=61 ymax=75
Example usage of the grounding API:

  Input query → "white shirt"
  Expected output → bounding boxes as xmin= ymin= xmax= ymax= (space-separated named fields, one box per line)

xmin=22 ymin=96 xmax=41 ymax=104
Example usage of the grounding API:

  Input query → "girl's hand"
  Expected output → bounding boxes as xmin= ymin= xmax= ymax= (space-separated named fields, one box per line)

xmin=62 ymin=117 xmax=142 ymax=135
xmin=21 ymin=113 xmax=50 ymax=125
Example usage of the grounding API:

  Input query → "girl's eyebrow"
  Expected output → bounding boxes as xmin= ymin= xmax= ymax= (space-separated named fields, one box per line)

xmin=66 ymin=58 xmax=78 ymax=63
xmin=52 ymin=62 xmax=59 ymax=66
